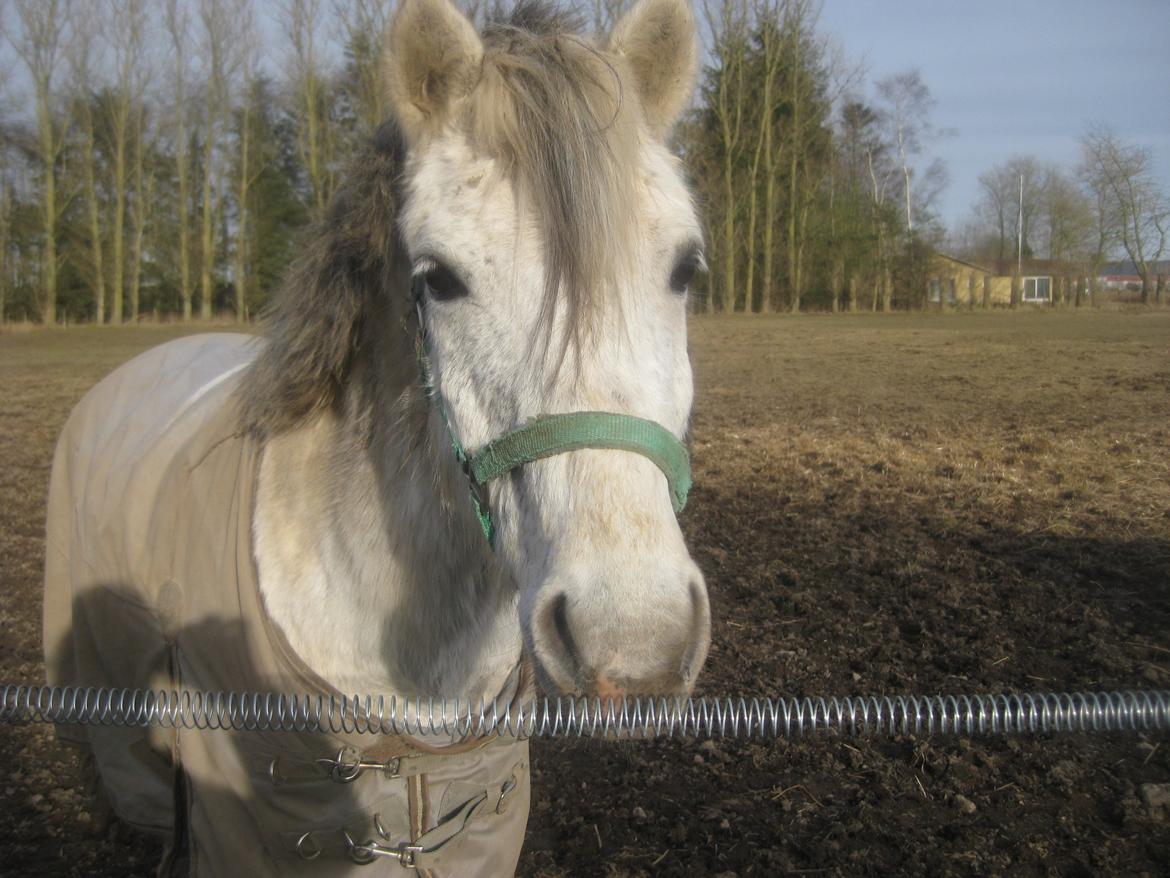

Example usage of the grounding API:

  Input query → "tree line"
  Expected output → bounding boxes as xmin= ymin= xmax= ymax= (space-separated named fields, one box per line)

xmin=0 ymin=0 xmax=1164 ymax=324
xmin=953 ymin=126 xmax=1168 ymax=304
xmin=1 ymin=0 xmax=386 ymax=324
xmin=685 ymin=0 xmax=951 ymax=313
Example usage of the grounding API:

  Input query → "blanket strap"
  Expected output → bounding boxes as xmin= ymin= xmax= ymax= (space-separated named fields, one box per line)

xmin=278 ymin=770 xmax=520 ymax=867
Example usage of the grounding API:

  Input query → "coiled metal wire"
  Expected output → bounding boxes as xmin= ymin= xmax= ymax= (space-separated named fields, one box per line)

xmin=2 ymin=684 xmax=1168 ymax=739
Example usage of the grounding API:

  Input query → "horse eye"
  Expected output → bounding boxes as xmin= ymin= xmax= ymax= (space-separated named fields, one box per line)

xmin=669 ymin=251 xmax=703 ymax=294
xmin=424 ymin=263 xmax=467 ymax=301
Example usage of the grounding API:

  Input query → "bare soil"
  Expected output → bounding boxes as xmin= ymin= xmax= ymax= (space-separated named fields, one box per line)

xmin=2 ymin=312 xmax=1169 ymax=876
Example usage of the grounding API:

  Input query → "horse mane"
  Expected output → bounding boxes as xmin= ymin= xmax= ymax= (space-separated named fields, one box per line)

xmin=240 ymin=1 xmax=638 ymax=435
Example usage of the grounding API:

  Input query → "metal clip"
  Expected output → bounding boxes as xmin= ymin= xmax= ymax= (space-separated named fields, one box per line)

xmin=342 ymin=815 xmax=423 ymax=868
xmin=314 ymin=746 xmax=401 ymax=784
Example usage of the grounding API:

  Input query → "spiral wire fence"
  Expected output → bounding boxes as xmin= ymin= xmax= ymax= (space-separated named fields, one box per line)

xmin=2 ymin=684 xmax=1168 ymax=740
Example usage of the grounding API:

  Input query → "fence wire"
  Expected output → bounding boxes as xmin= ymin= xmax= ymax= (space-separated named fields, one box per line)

xmin=3 ymin=684 xmax=1168 ymax=740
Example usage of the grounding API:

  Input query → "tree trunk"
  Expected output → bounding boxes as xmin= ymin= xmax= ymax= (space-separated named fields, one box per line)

xmin=722 ymin=145 xmax=736 ymax=313
xmin=179 ymin=161 xmax=192 ymax=320
xmin=200 ymin=94 xmax=218 ymax=321
xmin=130 ymin=127 xmax=153 ymax=322
xmin=760 ymin=90 xmax=777 ymax=313
xmin=43 ymin=165 xmax=58 ymax=324
xmin=786 ymin=153 xmax=799 ymax=311
xmin=1010 ymin=272 xmax=1020 ymax=308
xmin=129 ymin=111 xmax=148 ymax=320
xmin=82 ymin=115 xmax=107 ymax=324
xmin=830 ymin=257 xmax=842 ymax=313
xmin=786 ymin=20 xmax=801 ymax=314
xmin=0 ymin=187 xmax=9 ymax=322
xmin=742 ymin=159 xmax=757 ymax=313
xmin=201 ymin=160 xmax=215 ymax=320
xmin=847 ymin=271 xmax=858 ymax=312
xmin=235 ymin=95 xmax=252 ymax=321
xmin=111 ymin=127 xmax=128 ymax=323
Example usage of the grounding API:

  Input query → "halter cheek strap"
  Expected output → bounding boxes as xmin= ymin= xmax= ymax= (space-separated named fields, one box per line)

xmin=412 ymin=288 xmax=692 ymax=548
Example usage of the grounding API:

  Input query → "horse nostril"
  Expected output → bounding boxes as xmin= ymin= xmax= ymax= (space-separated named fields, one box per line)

xmin=682 ymin=577 xmax=711 ymax=683
xmin=547 ymin=592 xmax=583 ymax=679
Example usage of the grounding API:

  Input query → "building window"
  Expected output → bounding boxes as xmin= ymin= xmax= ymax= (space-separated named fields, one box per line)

xmin=929 ymin=279 xmax=941 ymax=302
xmin=1022 ymin=276 xmax=1051 ymax=302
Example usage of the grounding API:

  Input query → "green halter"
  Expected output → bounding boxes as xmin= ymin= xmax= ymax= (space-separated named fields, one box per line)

xmin=413 ymin=290 xmax=692 ymax=547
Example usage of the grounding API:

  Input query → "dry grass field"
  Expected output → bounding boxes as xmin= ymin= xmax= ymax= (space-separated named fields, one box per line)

xmin=2 ymin=312 xmax=1169 ymax=876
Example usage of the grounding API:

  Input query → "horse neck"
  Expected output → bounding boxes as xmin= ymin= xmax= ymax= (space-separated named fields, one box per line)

xmin=252 ymin=332 xmax=522 ymax=700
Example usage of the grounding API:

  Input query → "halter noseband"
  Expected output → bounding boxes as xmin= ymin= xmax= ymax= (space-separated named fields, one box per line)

xmin=412 ymin=285 xmax=692 ymax=547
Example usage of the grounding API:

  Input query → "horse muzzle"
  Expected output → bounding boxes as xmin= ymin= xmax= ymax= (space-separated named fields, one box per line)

xmin=524 ymin=564 xmax=711 ymax=698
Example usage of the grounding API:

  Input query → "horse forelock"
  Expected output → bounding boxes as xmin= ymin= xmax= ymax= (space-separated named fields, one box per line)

xmin=471 ymin=2 xmax=641 ymax=356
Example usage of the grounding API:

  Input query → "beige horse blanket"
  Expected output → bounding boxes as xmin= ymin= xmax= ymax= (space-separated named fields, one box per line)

xmin=44 ymin=334 xmax=529 ymax=876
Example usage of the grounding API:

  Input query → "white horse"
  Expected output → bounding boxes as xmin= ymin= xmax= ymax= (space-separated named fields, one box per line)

xmin=44 ymin=0 xmax=708 ymax=873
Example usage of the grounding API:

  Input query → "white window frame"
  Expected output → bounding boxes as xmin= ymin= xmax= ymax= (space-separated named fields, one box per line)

xmin=1022 ymin=276 xmax=1051 ymax=302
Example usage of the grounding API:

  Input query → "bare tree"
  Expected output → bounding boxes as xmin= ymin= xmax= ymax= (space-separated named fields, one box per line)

xmin=701 ymin=0 xmax=748 ymax=313
xmin=165 ymin=0 xmax=193 ymax=319
xmin=7 ymin=0 xmax=73 ymax=323
xmin=874 ymin=69 xmax=944 ymax=236
xmin=233 ymin=0 xmax=259 ymax=322
xmin=1040 ymin=165 xmax=1092 ymax=304
xmin=866 ymin=131 xmax=896 ymax=310
xmin=67 ymin=10 xmax=107 ymax=324
xmin=0 ymin=140 xmax=11 ymax=322
xmin=976 ymin=156 xmax=1044 ymax=263
xmin=128 ymin=97 xmax=156 ymax=321
xmin=100 ymin=0 xmax=148 ymax=323
xmin=195 ymin=0 xmax=244 ymax=320
xmin=283 ymin=0 xmax=338 ymax=218
xmin=122 ymin=1 xmax=157 ymax=322
xmin=781 ymin=0 xmax=843 ymax=313
xmin=1079 ymin=124 xmax=1168 ymax=304
xmin=736 ymin=0 xmax=793 ymax=313
xmin=333 ymin=0 xmax=389 ymax=135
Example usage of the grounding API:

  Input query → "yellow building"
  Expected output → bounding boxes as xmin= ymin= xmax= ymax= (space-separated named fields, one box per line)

xmin=928 ymin=255 xmax=1077 ymax=307
xmin=927 ymin=254 xmax=995 ymax=306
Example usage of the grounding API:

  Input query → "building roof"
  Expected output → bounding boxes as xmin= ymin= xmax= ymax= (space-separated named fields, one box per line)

xmin=1101 ymin=260 xmax=1170 ymax=276
xmin=935 ymin=253 xmax=993 ymax=274
xmin=988 ymin=258 xmax=1078 ymax=277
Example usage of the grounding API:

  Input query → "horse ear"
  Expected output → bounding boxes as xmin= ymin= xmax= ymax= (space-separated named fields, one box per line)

xmin=383 ymin=0 xmax=483 ymax=143
xmin=607 ymin=0 xmax=698 ymax=137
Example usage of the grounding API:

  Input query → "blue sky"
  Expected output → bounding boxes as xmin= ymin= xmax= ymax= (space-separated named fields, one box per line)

xmin=816 ymin=0 xmax=1170 ymax=231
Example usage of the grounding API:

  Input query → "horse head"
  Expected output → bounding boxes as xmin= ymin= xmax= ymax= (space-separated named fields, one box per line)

xmin=384 ymin=0 xmax=710 ymax=698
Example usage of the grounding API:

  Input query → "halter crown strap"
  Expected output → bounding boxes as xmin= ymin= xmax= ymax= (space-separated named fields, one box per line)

xmin=469 ymin=412 xmax=691 ymax=514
